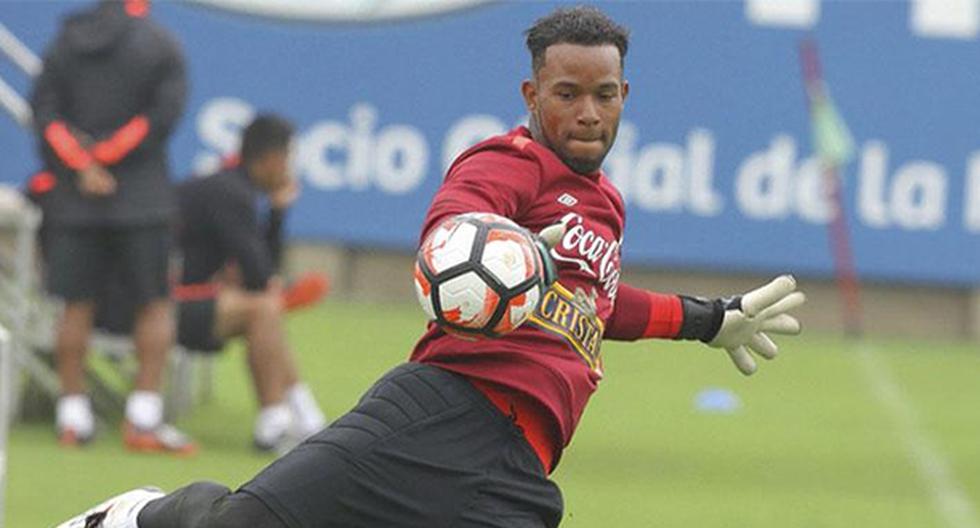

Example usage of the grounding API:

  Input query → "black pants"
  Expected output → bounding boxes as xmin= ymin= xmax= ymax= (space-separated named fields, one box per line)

xmin=139 ymin=363 xmax=563 ymax=528
xmin=139 ymin=482 xmax=281 ymax=528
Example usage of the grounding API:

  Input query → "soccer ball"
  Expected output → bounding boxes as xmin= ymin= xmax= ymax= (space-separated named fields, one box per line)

xmin=414 ymin=213 xmax=545 ymax=339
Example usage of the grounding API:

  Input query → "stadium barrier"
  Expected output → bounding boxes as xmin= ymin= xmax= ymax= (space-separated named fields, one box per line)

xmin=0 ymin=324 xmax=9 ymax=528
xmin=0 ymin=186 xmax=52 ymax=415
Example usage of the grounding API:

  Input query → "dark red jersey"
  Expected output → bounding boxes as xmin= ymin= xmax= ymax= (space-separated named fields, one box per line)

xmin=411 ymin=127 xmax=634 ymax=449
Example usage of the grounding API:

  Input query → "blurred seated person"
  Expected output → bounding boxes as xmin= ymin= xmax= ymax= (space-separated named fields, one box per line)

xmin=173 ymin=114 xmax=326 ymax=451
xmin=26 ymin=149 xmax=330 ymax=453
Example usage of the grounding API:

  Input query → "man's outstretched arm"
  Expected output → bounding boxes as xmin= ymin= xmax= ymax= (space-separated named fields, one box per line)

xmin=604 ymin=276 xmax=805 ymax=375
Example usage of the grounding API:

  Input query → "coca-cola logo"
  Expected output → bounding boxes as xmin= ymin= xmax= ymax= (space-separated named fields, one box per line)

xmin=550 ymin=212 xmax=621 ymax=301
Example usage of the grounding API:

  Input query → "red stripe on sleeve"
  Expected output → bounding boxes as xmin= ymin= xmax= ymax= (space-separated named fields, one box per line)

xmin=28 ymin=171 xmax=57 ymax=195
xmin=221 ymin=154 xmax=241 ymax=169
xmin=643 ymin=293 xmax=684 ymax=339
xmin=91 ymin=115 xmax=150 ymax=166
xmin=44 ymin=121 xmax=93 ymax=171
xmin=125 ymin=0 xmax=149 ymax=17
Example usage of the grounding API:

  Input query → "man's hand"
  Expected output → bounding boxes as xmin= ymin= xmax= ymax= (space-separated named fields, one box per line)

xmin=77 ymin=164 xmax=117 ymax=196
xmin=707 ymin=275 xmax=806 ymax=375
xmin=270 ymin=177 xmax=300 ymax=210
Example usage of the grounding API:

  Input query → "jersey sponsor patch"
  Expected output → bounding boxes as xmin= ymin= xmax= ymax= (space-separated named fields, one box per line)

xmin=528 ymin=282 xmax=604 ymax=375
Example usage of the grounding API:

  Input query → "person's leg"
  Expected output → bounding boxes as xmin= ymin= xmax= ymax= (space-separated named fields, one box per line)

xmin=121 ymin=225 xmax=173 ymax=395
xmin=215 ymin=288 xmax=291 ymax=406
xmin=55 ymin=483 xmax=285 ymax=528
xmin=93 ymin=275 xmax=138 ymax=336
xmin=55 ymin=301 xmax=96 ymax=396
xmin=54 ymin=301 xmax=97 ymax=443
xmin=138 ymin=482 xmax=285 ymax=528
xmin=283 ymin=381 xmax=324 ymax=439
xmin=125 ymin=298 xmax=185 ymax=451
xmin=46 ymin=227 xmax=105 ymax=443
xmin=131 ymin=298 xmax=172 ymax=393
xmin=58 ymin=363 xmax=561 ymax=528
xmin=240 ymin=363 xmax=561 ymax=527
xmin=117 ymin=226 xmax=195 ymax=454
xmin=214 ymin=287 xmax=324 ymax=447
xmin=176 ymin=291 xmax=292 ymax=448
xmin=175 ymin=295 xmax=225 ymax=353
xmin=456 ymin=435 xmax=563 ymax=528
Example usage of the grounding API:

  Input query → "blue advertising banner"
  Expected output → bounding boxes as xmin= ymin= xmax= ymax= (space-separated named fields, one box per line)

xmin=2 ymin=1 xmax=979 ymax=284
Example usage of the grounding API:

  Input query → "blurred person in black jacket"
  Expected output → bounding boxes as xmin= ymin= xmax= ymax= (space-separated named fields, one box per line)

xmin=174 ymin=115 xmax=326 ymax=452
xmin=30 ymin=0 xmax=195 ymax=454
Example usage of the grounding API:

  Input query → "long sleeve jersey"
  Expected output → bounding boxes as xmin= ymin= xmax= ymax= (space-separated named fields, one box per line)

xmin=411 ymin=127 xmax=685 ymax=449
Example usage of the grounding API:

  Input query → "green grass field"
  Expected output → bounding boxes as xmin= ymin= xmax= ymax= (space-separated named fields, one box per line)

xmin=6 ymin=301 xmax=979 ymax=527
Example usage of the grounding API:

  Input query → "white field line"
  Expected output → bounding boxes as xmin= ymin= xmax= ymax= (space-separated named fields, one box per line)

xmin=857 ymin=344 xmax=978 ymax=528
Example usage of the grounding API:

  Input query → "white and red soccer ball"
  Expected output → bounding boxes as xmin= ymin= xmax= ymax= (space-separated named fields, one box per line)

xmin=414 ymin=213 xmax=546 ymax=339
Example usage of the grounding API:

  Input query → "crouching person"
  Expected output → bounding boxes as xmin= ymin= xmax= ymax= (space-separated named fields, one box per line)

xmin=174 ymin=114 xmax=326 ymax=451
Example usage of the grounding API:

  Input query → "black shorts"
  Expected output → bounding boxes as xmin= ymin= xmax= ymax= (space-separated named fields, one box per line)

xmin=94 ymin=276 xmax=138 ymax=334
xmin=45 ymin=225 xmax=171 ymax=305
xmin=242 ymin=362 xmax=564 ymax=528
xmin=176 ymin=297 xmax=224 ymax=352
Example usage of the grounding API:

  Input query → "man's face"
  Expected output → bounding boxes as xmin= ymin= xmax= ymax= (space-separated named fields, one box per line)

xmin=522 ymin=43 xmax=628 ymax=174
xmin=252 ymin=147 xmax=292 ymax=193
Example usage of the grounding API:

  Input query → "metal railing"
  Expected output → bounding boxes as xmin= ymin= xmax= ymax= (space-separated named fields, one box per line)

xmin=0 ymin=324 xmax=11 ymax=528
xmin=0 ymin=21 xmax=38 ymax=129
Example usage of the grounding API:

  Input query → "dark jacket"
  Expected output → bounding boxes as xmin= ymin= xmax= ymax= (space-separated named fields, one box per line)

xmin=177 ymin=166 xmax=285 ymax=292
xmin=31 ymin=1 xmax=186 ymax=226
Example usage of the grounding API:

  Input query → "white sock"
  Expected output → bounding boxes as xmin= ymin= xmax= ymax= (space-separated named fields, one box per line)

xmin=125 ymin=391 xmax=163 ymax=431
xmin=286 ymin=383 xmax=326 ymax=436
xmin=56 ymin=394 xmax=94 ymax=437
xmin=254 ymin=403 xmax=292 ymax=446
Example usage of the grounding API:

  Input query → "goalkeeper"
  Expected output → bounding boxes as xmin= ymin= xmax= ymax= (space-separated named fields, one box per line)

xmin=60 ymin=6 xmax=804 ymax=528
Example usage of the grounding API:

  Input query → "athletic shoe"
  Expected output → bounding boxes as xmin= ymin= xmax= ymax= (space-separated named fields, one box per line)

xmin=56 ymin=395 xmax=95 ymax=447
xmin=282 ymin=272 xmax=330 ymax=311
xmin=253 ymin=428 xmax=302 ymax=456
xmin=57 ymin=425 xmax=95 ymax=447
xmin=55 ymin=487 xmax=164 ymax=528
xmin=122 ymin=421 xmax=198 ymax=456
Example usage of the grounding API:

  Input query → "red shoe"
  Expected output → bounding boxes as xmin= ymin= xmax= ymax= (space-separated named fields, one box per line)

xmin=282 ymin=272 xmax=330 ymax=312
xmin=122 ymin=421 xmax=198 ymax=457
xmin=57 ymin=426 xmax=94 ymax=447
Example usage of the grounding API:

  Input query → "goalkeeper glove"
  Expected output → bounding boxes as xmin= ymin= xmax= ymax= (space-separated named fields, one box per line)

xmin=531 ymin=222 xmax=566 ymax=286
xmin=680 ymin=275 xmax=805 ymax=375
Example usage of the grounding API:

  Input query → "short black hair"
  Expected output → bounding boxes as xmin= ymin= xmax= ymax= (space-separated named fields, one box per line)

xmin=240 ymin=114 xmax=294 ymax=164
xmin=525 ymin=5 xmax=629 ymax=75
